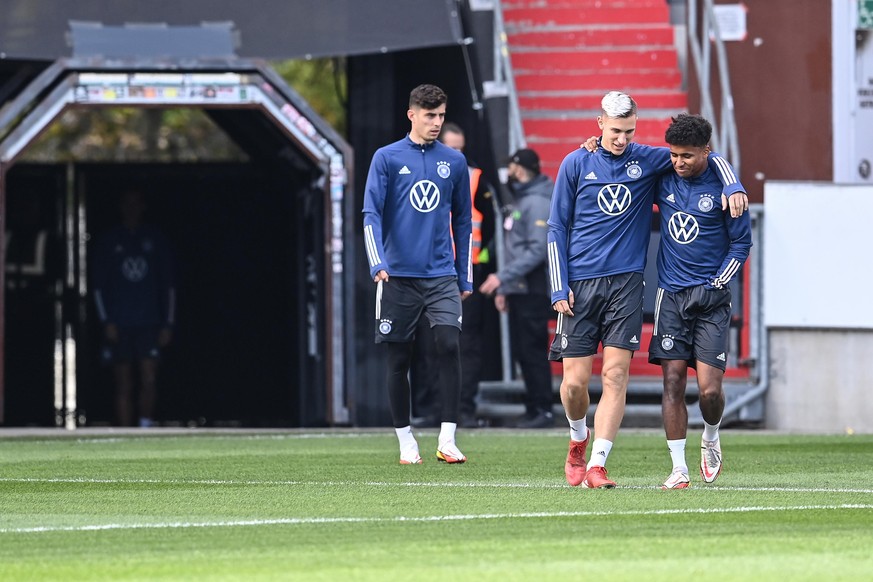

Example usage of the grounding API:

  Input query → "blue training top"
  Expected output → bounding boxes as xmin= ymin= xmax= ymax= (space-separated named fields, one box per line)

xmin=547 ymin=141 xmax=743 ymax=305
xmin=92 ymin=224 xmax=175 ymax=328
xmin=362 ymin=135 xmax=473 ymax=292
xmin=655 ymin=166 xmax=752 ymax=292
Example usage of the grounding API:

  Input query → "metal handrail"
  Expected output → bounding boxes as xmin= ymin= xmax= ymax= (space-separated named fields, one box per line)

xmin=688 ymin=0 xmax=741 ymax=174
xmin=492 ymin=0 xmax=526 ymax=152
xmin=488 ymin=0 xmax=526 ymax=384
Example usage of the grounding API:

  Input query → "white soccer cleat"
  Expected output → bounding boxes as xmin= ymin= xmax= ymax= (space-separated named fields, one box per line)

xmin=662 ymin=467 xmax=691 ymax=490
xmin=700 ymin=438 xmax=723 ymax=483
xmin=399 ymin=444 xmax=422 ymax=465
xmin=436 ymin=441 xmax=467 ymax=464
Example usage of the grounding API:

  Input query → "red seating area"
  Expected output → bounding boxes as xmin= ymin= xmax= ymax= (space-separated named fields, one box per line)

xmin=503 ymin=0 xmax=688 ymax=180
xmin=503 ymin=0 xmax=691 ymax=378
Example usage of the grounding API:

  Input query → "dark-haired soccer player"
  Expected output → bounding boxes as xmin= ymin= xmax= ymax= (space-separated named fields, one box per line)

xmin=650 ymin=114 xmax=752 ymax=489
xmin=548 ymin=91 xmax=747 ymax=488
xmin=93 ymin=189 xmax=175 ymax=428
xmin=362 ymin=84 xmax=472 ymax=465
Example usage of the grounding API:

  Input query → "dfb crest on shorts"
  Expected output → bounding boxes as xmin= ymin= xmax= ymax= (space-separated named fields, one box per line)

xmin=379 ymin=318 xmax=393 ymax=335
xmin=409 ymin=180 xmax=440 ymax=213
xmin=661 ymin=335 xmax=675 ymax=351
xmin=437 ymin=161 xmax=451 ymax=179
xmin=561 ymin=335 xmax=568 ymax=350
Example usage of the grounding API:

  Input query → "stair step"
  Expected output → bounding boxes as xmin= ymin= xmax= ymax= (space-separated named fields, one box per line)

xmin=525 ymin=137 xmax=669 ymax=164
xmin=503 ymin=5 xmax=669 ymax=27
xmin=524 ymin=117 xmax=671 ymax=139
xmin=530 ymin=142 xmax=670 ymax=179
xmin=504 ymin=0 xmax=669 ymax=8
xmin=508 ymin=25 xmax=675 ymax=49
xmin=503 ymin=0 xmax=687 ymax=182
xmin=510 ymin=48 xmax=677 ymax=72
xmin=515 ymin=69 xmax=682 ymax=92
xmin=519 ymin=90 xmax=687 ymax=111
xmin=530 ymin=133 xmax=671 ymax=178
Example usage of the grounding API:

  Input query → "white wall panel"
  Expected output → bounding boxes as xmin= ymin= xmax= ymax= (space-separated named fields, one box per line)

xmin=764 ymin=181 xmax=873 ymax=329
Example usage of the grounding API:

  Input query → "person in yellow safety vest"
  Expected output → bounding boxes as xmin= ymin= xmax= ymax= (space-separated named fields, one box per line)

xmin=469 ymin=165 xmax=486 ymax=265
xmin=410 ymin=122 xmax=499 ymax=429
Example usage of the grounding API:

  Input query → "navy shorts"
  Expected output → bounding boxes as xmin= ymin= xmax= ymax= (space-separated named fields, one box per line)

xmin=549 ymin=272 xmax=644 ymax=360
xmin=374 ymin=276 xmax=462 ymax=343
xmin=102 ymin=325 xmax=162 ymax=364
xmin=648 ymin=284 xmax=732 ymax=371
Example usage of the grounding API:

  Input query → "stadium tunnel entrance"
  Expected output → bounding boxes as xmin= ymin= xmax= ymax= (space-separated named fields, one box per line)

xmin=0 ymin=58 xmax=354 ymax=428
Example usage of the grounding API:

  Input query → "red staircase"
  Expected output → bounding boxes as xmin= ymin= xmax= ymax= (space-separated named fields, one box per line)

xmin=503 ymin=0 xmax=688 ymax=179
xmin=502 ymin=0 xmax=689 ymax=378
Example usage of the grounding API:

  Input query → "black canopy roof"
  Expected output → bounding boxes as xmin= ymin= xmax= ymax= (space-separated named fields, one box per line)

xmin=0 ymin=0 xmax=463 ymax=60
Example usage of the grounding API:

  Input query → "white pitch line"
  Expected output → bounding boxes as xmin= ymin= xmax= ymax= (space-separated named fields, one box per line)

xmin=2 ymin=504 xmax=872 ymax=535
xmin=2 ymin=477 xmax=873 ymax=495
xmin=28 ymin=432 xmax=389 ymax=446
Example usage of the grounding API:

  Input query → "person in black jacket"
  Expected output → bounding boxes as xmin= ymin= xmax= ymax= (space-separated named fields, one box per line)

xmin=480 ymin=148 xmax=555 ymax=428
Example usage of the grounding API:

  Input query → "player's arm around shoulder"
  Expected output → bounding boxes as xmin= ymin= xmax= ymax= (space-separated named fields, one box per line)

xmin=706 ymin=153 xmax=748 ymax=217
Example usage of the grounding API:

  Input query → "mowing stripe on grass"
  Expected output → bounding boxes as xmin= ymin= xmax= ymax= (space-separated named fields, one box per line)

xmin=1 ymin=477 xmax=872 ymax=495
xmin=2 ymin=504 xmax=872 ymax=535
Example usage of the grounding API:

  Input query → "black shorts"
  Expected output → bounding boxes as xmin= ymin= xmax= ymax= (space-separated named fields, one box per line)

xmin=648 ymin=284 xmax=732 ymax=371
xmin=549 ymin=272 xmax=644 ymax=360
xmin=102 ymin=325 xmax=162 ymax=364
xmin=374 ymin=276 xmax=462 ymax=343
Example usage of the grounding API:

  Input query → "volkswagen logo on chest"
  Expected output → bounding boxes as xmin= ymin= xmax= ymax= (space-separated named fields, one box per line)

xmin=409 ymin=180 xmax=440 ymax=213
xmin=667 ymin=212 xmax=700 ymax=244
xmin=597 ymin=184 xmax=633 ymax=216
xmin=122 ymin=256 xmax=149 ymax=282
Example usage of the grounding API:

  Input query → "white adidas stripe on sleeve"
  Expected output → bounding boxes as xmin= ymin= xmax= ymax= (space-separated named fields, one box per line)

xmin=364 ymin=224 xmax=381 ymax=268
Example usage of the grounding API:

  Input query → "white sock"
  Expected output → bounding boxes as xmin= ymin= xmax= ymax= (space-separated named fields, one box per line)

xmin=438 ymin=422 xmax=457 ymax=445
xmin=667 ymin=438 xmax=687 ymax=471
xmin=395 ymin=426 xmax=417 ymax=452
xmin=702 ymin=420 xmax=721 ymax=442
xmin=567 ymin=416 xmax=589 ymax=442
xmin=587 ymin=438 xmax=613 ymax=469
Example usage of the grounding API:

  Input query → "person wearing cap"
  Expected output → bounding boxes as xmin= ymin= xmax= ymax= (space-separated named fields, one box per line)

xmin=480 ymin=147 xmax=555 ymax=429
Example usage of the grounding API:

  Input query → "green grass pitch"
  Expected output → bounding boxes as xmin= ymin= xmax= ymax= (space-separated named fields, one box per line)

xmin=1 ymin=429 xmax=872 ymax=580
